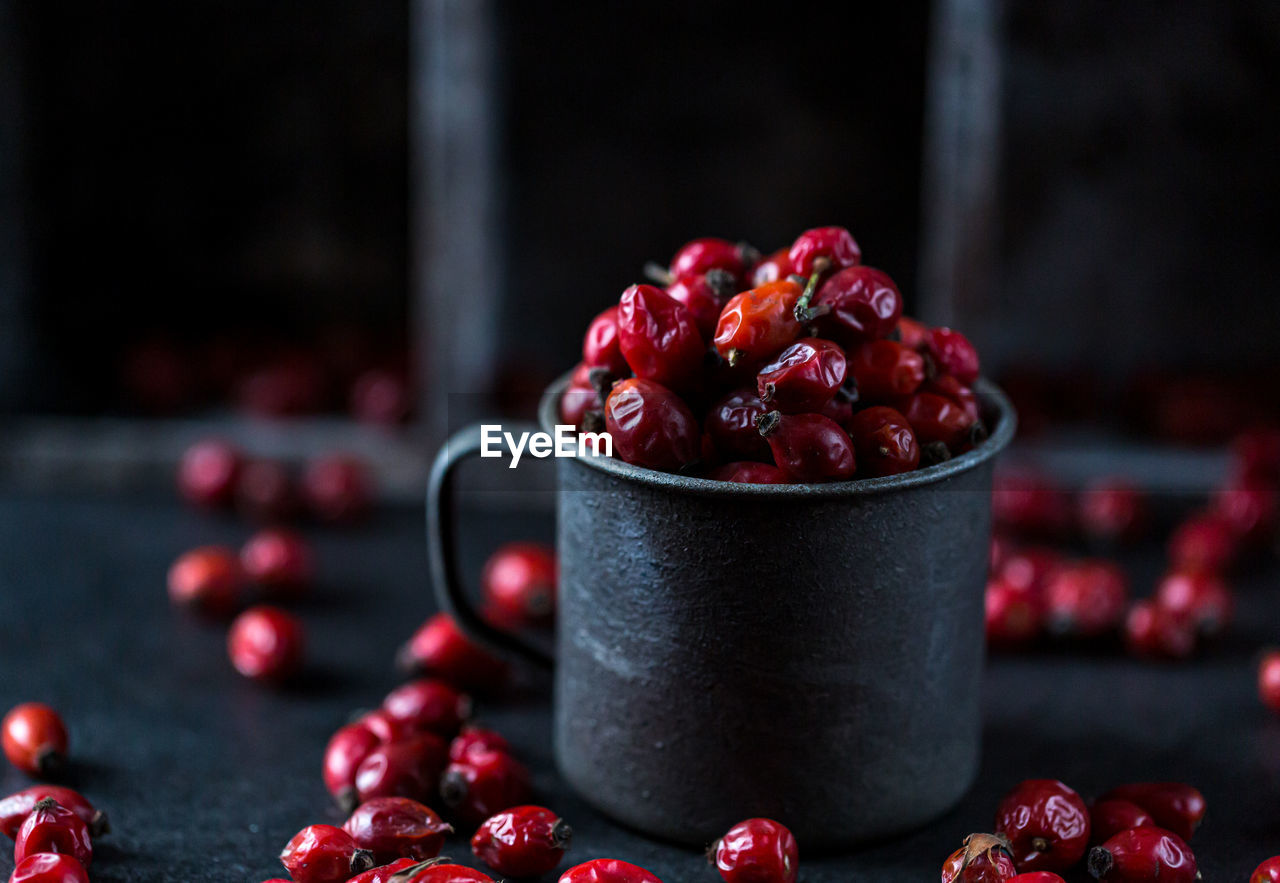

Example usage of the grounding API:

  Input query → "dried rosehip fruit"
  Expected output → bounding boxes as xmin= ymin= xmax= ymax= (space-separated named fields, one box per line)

xmin=354 ymin=733 xmax=450 ymax=804
xmin=343 ymin=797 xmax=452 ymax=864
xmin=280 ymin=824 xmax=374 ymax=883
xmin=0 ymin=786 xmax=107 ymax=840
xmin=449 ymin=727 xmax=511 ymax=764
xmin=847 ymin=406 xmax=920 ymax=477
xmin=582 ymin=306 xmax=629 ymax=376
xmin=604 ymin=378 xmax=701 ymax=473
xmin=1252 ymin=856 xmax=1280 ymax=883
xmin=472 ymin=805 xmax=573 ymax=877
xmin=2 ymin=704 xmax=69 ymax=779
xmin=9 ymin=853 xmax=90 ymax=883
xmin=1260 ymin=650 xmax=1280 ymax=714
xmin=811 ymin=266 xmax=902 ymax=345
xmin=227 ymin=605 xmax=305 ymax=683
xmin=751 ymin=249 xmax=793 ymax=286
xmin=849 ymin=339 xmax=925 ymax=399
xmin=1087 ymin=827 xmax=1196 ymax=882
xmin=1153 ymin=569 xmax=1233 ymax=638
xmin=993 ymin=779 xmax=1090 ymax=872
xmin=941 ymin=833 xmax=1017 ymax=883
xmin=240 ymin=528 xmax=313 ymax=599
xmin=711 ymin=817 xmax=798 ymax=883
xmin=1042 ymin=561 xmax=1129 ymax=637
xmin=705 ymin=389 xmax=773 ymax=463
xmin=985 ymin=577 xmax=1040 ymax=648
xmin=1125 ymin=600 xmax=1196 ymax=660
xmin=398 ymin=613 xmax=509 ymax=693
xmin=481 ymin=542 xmax=557 ymax=626
xmin=617 ymin=284 xmax=705 ymax=390
xmin=667 ymin=271 xmax=735 ymax=339
xmin=325 ymin=722 xmax=383 ymax=812
xmin=669 ymin=237 xmax=750 ymax=284
xmin=177 ymin=438 xmax=243 ymax=508
xmin=1089 ymin=799 xmax=1154 ymax=845
xmin=926 ymin=327 xmax=980 ymax=384
xmin=1079 ymin=479 xmax=1147 ymax=545
xmin=1167 ymin=511 xmax=1238 ymax=573
xmin=788 ymin=226 xmax=861 ymax=277
xmin=382 ymin=679 xmax=471 ymax=738
xmin=1097 ymin=783 xmax=1205 ymax=842
xmin=713 ymin=280 xmax=805 ymax=368
xmin=757 ymin=411 xmax=856 ymax=482
xmin=14 ymin=798 xmax=92 ymax=869
xmin=757 ymin=338 xmax=847 ymax=414
xmin=167 ymin=546 xmax=242 ymax=619
xmin=558 ymin=858 xmax=664 ymax=883
xmin=440 ymin=749 xmax=531 ymax=827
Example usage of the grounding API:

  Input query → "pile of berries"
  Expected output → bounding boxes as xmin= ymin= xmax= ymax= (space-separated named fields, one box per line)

xmin=563 ymin=228 xmax=989 ymax=483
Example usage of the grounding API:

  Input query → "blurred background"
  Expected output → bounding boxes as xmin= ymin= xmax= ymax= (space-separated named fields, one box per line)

xmin=1 ymin=0 xmax=1278 ymax=498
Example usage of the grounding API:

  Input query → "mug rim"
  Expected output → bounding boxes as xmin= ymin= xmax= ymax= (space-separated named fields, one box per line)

xmin=538 ymin=369 xmax=1016 ymax=497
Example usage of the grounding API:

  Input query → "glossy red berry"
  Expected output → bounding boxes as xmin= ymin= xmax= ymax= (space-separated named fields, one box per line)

xmin=788 ymin=226 xmax=861 ymax=277
xmin=848 ymin=406 xmax=920 ymax=477
xmin=751 ymin=248 xmax=793 ymax=287
xmin=8 ymin=853 xmax=90 ymax=883
xmin=398 ymin=613 xmax=509 ymax=693
xmin=604 ymin=378 xmax=701 ymax=473
xmin=1087 ymin=827 xmax=1196 ymax=882
xmin=667 ymin=271 xmax=736 ymax=339
xmin=345 ymin=858 xmax=419 ymax=883
xmin=227 ymin=605 xmax=304 ymax=682
xmin=343 ymin=797 xmax=452 ymax=864
xmin=582 ymin=306 xmax=630 ymax=376
xmin=383 ymin=679 xmax=471 ymax=738
xmin=812 ymin=266 xmax=902 ymax=345
xmin=926 ymin=327 xmax=980 ymax=384
xmin=896 ymin=315 xmax=930 ymax=350
xmin=1098 ymin=783 xmax=1205 ymax=843
xmin=472 ymin=805 xmax=573 ymax=877
xmin=757 ymin=411 xmax=856 ymax=483
xmin=997 ymin=547 xmax=1062 ymax=595
xmin=558 ymin=858 xmax=664 ymax=883
xmin=925 ymin=374 xmax=981 ymax=422
xmin=849 ymin=339 xmax=925 ymax=399
xmin=617 ymin=284 xmax=704 ymax=390
xmin=1252 ymin=856 xmax=1280 ymax=883
xmin=167 ymin=546 xmax=242 ymax=618
xmin=1260 ymin=650 xmax=1280 ymax=713
xmin=896 ymin=391 xmax=983 ymax=453
xmin=240 ymin=528 xmax=313 ymax=598
xmin=1079 ymin=479 xmax=1147 ymax=545
xmin=1125 ymin=600 xmax=1196 ymax=660
xmin=280 ymin=824 xmax=375 ymax=883
xmin=303 ymin=454 xmax=373 ymax=523
xmin=355 ymin=733 xmax=450 ymax=804
xmin=561 ymin=363 xmax=609 ymax=430
xmin=325 ymin=722 xmax=383 ymax=812
xmin=669 ymin=237 xmax=750 ymax=284
xmin=712 ymin=817 xmax=798 ymax=883
xmin=235 ymin=458 xmax=299 ymax=523
xmin=757 ymin=338 xmax=847 ymax=414
xmin=0 ymin=786 xmax=107 ymax=840
xmin=705 ymin=389 xmax=773 ymax=463
xmin=396 ymin=864 xmax=496 ymax=883
xmin=449 ymin=727 xmax=511 ymax=764
xmin=992 ymin=472 xmax=1072 ymax=539
xmin=994 ymin=779 xmax=1090 ymax=872
xmin=1153 ymin=569 xmax=1233 ymax=637
xmin=14 ymin=799 xmax=92 ymax=869
xmin=1042 ymin=561 xmax=1128 ymax=637
xmin=713 ymin=280 xmax=805 ymax=368
xmin=440 ymin=749 xmax=532 ymax=827
xmin=708 ymin=462 xmax=790 ymax=484
xmin=1167 ymin=511 xmax=1238 ymax=573
xmin=177 ymin=438 xmax=243 ymax=508
xmin=350 ymin=368 xmax=411 ymax=425
xmin=984 ymin=578 xmax=1040 ymax=648
xmin=2 ymin=705 xmax=69 ymax=779
xmin=481 ymin=543 xmax=557 ymax=626
xmin=356 ymin=709 xmax=419 ymax=746
xmin=1089 ymin=799 xmax=1154 ymax=845
xmin=940 ymin=834 xmax=1017 ymax=883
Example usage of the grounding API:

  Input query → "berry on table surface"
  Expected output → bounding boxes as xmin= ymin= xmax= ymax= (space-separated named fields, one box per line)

xmin=1096 ymin=783 xmax=1205 ymax=843
xmin=1125 ymin=600 xmax=1196 ymax=660
xmin=449 ymin=726 xmax=511 ymax=764
xmin=1252 ymin=856 xmax=1280 ymax=883
xmin=1086 ymin=827 xmax=1196 ymax=882
xmin=2 ymin=705 xmax=69 ymax=779
xmin=1041 ymin=561 xmax=1128 ymax=637
xmin=711 ymin=817 xmax=798 ymax=883
xmin=279 ymin=824 xmax=374 ymax=883
xmin=1089 ymin=799 xmax=1154 ymax=845
xmin=354 ymin=733 xmax=450 ymax=805
xmin=704 ymin=388 xmax=773 ymax=463
xmin=343 ymin=797 xmax=452 ymax=864
xmin=471 ymin=805 xmax=573 ymax=877
xmin=240 ymin=528 xmax=314 ymax=598
xmin=167 ymin=546 xmax=242 ymax=619
xmin=940 ymin=833 xmax=1017 ymax=883
xmin=397 ymin=613 xmax=509 ymax=693
xmin=1260 ymin=650 xmax=1280 ymax=713
xmin=985 ymin=577 xmax=1041 ymax=648
xmin=0 ymin=786 xmax=107 ymax=839
xmin=1079 ymin=478 xmax=1147 ymax=545
xmin=439 ymin=749 xmax=531 ymax=828
xmin=226 ymin=605 xmax=305 ymax=683
xmin=993 ymin=779 xmax=1090 ymax=872
xmin=558 ymin=858 xmax=665 ymax=883
xmin=1167 ymin=511 xmax=1238 ymax=573
xmin=382 ymin=679 xmax=472 ymax=738
xmin=14 ymin=798 xmax=92 ymax=869
xmin=481 ymin=542 xmax=558 ymax=626
xmin=177 ymin=438 xmax=243 ymax=508
xmin=8 ymin=853 xmax=90 ymax=883
xmin=302 ymin=454 xmax=373 ymax=524
xmin=1153 ymin=569 xmax=1233 ymax=637
xmin=325 ymin=722 xmax=383 ymax=812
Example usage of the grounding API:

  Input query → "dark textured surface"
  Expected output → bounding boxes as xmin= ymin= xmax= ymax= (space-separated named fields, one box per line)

xmin=0 ymin=491 xmax=1279 ymax=881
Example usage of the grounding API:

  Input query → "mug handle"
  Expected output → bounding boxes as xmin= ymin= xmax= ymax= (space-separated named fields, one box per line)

xmin=427 ymin=422 xmax=555 ymax=670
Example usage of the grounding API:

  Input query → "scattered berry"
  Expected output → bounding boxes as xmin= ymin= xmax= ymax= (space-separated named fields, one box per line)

xmin=1042 ymin=561 xmax=1128 ymax=637
xmin=985 ymin=578 xmax=1040 ymax=648
xmin=1079 ymin=479 xmax=1147 ymax=545
xmin=240 ymin=528 xmax=314 ymax=598
xmin=14 ymin=798 xmax=92 ymax=869
xmin=1167 ymin=512 xmax=1237 ymax=573
xmin=0 ymin=786 xmax=107 ymax=840
xmin=167 ymin=546 xmax=242 ymax=618
xmin=8 ymin=853 xmax=90 ymax=883
xmin=558 ymin=858 xmax=664 ymax=883
xmin=382 ymin=679 xmax=471 ymax=738
xmin=1089 ymin=799 xmax=1154 ymax=845
xmin=471 ymin=805 xmax=573 ymax=877
xmin=1097 ymin=783 xmax=1205 ymax=842
xmin=449 ymin=727 xmax=511 ymax=764
xmin=354 ymin=733 xmax=450 ymax=804
xmin=280 ymin=824 xmax=374 ymax=883
xmin=226 ymin=606 xmax=305 ymax=683
xmin=1086 ymin=827 xmax=1196 ymax=882
xmin=711 ymin=817 xmax=798 ymax=883
xmin=302 ymin=454 xmax=373 ymax=523
xmin=1260 ymin=650 xmax=1280 ymax=713
xmin=1252 ymin=856 xmax=1280 ymax=883
xmin=2 ymin=705 xmax=69 ymax=779
xmin=343 ymin=797 xmax=452 ymax=864
xmin=993 ymin=779 xmax=1090 ymax=872
xmin=481 ymin=543 xmax=558 ymax=626
xmin=1125 ymin=600 xmax=1196 ymax=660
xmin=440 ymin=749 xmax=532 ymax=827
xmin=177 ymin=439 xmax=243 ymax=508
xmin=324 ymin=722 xmax=383 ymax=812
xmin=1153 ymin=570 xmax=1233 ymax=637
xmin=940 ymin=833 xmax=1017 ymax=883
xmin=398 ymin=613 xmax=509 ymax=693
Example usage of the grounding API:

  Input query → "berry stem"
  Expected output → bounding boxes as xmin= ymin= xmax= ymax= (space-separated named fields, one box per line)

xmin=793 ymin=258 xmax=831 ymax=322
xmin=643 ymin=261 xmax=674 ymax=286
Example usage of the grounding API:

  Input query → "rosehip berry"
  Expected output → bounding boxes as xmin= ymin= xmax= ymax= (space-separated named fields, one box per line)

xmin=8 ymin=853 xmax=90 ymax=883
xmin=788 ymin=226 xmax=861 ymax=277
xmin=280 ymin=824 xmax=375 ymax=883
xmin=1079 ymin=479 xmax=1147 ymax=545
xmin=240 ymin=528 xmax=313 ymax=598
xmin=2 ymin=704 xmax=69 ymax=779
xmin=450 ymin=726 xmax=511 ymax=764
xmin=709 ymin=462 xmax=791 ymax=484
xmin=1252 ymin=856 xmax=1280 ymax=883
xmin=985 ymin=578 xmax=1040 ymax=648
xmin=713 ymin=279 xmax=805 ymax=368
xmin=1087 ymin=827 xmax=1196 ymax=882
xmin=926 ymin=327 xmax=980 ymax=384
xmin=604 ymin=378 xmax=701 ymax=473
xmin=896 ymin=391 xmax=984 ymax=453
xmin=941 ymin=833 xmax=1017 ymax=883
xmin=383 ymin=679 xmax=471 ymax=738
xmin=167 ymin=546 xmax=242 ymax=618
xmin=667 ymin=271 xmax=736 ymax=339
xmin=350 ymin=368 xmax=411 ymax=425
xmin=992 ymin=472 xmax=1072 ymax=539
xmin=325 ymin=722 xmax=382 ymax=812
xmin=757 ymin=338 xmax=847 ymax=413
xmin=849 ymin=339 xmax=925 ymax=399
xmin=896 ymin=315 xmax=930 ymax=350
xmin=355 ymin=733 xmax=450 ymax=804
xmin=1089 ymin=799 xmax=1154 ymax=845
xmin=14 ymin=799 xmax=92 ymax=869
xmin=1042 ymin=561 xmax=1129 ymax=637
xmin=925 ymin=374 xmax=981 ymax=422
xmin=227 ymin=605 xmax=304 ymax=683
xmin=343 ymin=797 xmax=452 ymax=863
xmin=1098 ymin=783 xmax=1205 ymax=843
xmin=303 ymin=454 xmax=373 ymax=523
xmin=617 ymin=284 xmax=704 ymax=390
xmin=705 ymin=389 xmax=773 ymax=462
xmin=558 ymin=858 xmax=664 ymax=883
xmin=561 ymin=363 xmax=609 ymax=430
xmin=818 ymin=393 xmax=855 ymax=430
xmin=997 ymin=547 xmax=1062 ymax=595
xmin=235 ymin=458 xmax=299 ymax=523
xmin=711 ymin=817 xmax=798 ymax=883
xmin=1260 ymin=650 xmax=1280 ymax=713
xmin=1213 ymin=476 xmax=1278 ymax=545
xmin=472 ymin=805 xmax=573 ymax=877
xmin=398 ymin=613 xmax=509 ymax=693
xmin=994 ymin=779 xmax=1090 ymax=872
xmin=345 ymin=858 xmax=418 ymax=883
xmin=848 ymin=406 xmax=920 ymax=477
xmin=481 ymin=542 xmax=557 ymax=626
xmin=669 ymin=237 xmax=750 ymax=284
xmin=811 ymin=266 xmax=903 ymax=345
xmin=356 ymin=709 xmax=419 ymax=746
xmin=177 ymin=438 xmax=243 ymax=508
xmin=582 ymin=306 xmax=630 ymax=376
xmin=757 ymin=411 xmax=856 ymax=482
xmin=399 ymin=864 xmax=496 ymax=883
xmin=1168 ymin=511 xmax=1238 ymax=573
xmin=1125 ymin=600 xmax=1196 ymax=660
xmin=1153 ymin=570 xmax=1233 ymax=637
xmin=440 ymin=749 xmax=531 ymax=827
xmin=751 ymin=249 xmax=793 ymax=286
xmin=0 ymin=786 xmax=107 ymax=840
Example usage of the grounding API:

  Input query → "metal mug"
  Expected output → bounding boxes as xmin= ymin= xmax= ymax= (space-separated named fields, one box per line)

xmin=428 ymin=372 xmax=1015 ymax=848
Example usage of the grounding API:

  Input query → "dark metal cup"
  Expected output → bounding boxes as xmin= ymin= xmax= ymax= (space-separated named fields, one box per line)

xmin=428 ymin=373 xmax=1015 ymax=848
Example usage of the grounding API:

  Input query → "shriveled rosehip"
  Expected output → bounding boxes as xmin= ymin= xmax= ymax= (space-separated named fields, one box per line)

xmin=1125 ymin=600 xmax=1196 ymax=660
xmin=558 ymin=858 xmax=664 ymax=883
xmin=398 ymin=613 xmax=509 ymax=693
xmin=240 ymin=528 xmax=313 ymax=598
xmin=1080 ymin=479 xmax=1147 ymax=545
xmin=325 ymin=722 xmax=382 ymax=812
xmin=472 ymin=805 xmax=573 ymax=877
xmin=1252 ymin=856 xmax=1280 ymax=883
xmin=235 ymin=458 xmax=299 ymax=523
xmin=8 ymin=853 xmax=90 ymax=883
xmin=709 ymin=462 xmax=790 ymax=484
xmin=896 ymin=315 xmax=930 ymax=350
xmin=561 ymin=365 xmax=608 ymax=432
xmin=280 ymin=824 xmax=374 ymax=883
xmin=1153 ymin=570 xmax=1233 ymax=637
xmin=925 ymin=374 xmax=981 ymax=421
xmin=2 ymin=704 xmax=69 ymax=779
xmin=303 ymin=454 xmax=373 ymax=523
xmin=167 ymin=546 xmax=242 ymax=619
xmin=941 ymin=834 xmax=1017 ymax=883
xmin=351 ymin=368 xmax=411 ymax=425
xmin=896 ymin=391 xmax=983 ymax=451
xmin=994 ymin=779 xmax=1090 ymax=872
xmin=926 ymin=327 xmax=980 ymax=384
xmin=343 ymin=797 xmax=452 ymax=864
xmin=449 ymin=727 xmax=511 ymax=764
xmin=705 ymin=389 xmax=773 ymax=462
xmin=14 ymin=799 xmax=92 ymax=869
xmin=757 ymin=338 xmax=847 ymax=413
xmin=616 ymin=284 xmax=704 ymax=390
xmin=751 ymin=249 xmax=793 ymax=286
xmin=582 ymin=306 xmax=629 ymax=376
xmin=1089 ymin=799 xmax=1154 ymax=845
xmin=713 ymin=279 xmax=804 ymax=368
xmin=985 ymin=578 xmax=1040 ymax=648
xmin=992 ymin=472 xmax=1072 ymax=539
xmin=1168 ymin=511 xmax=1238 ymax=573
xmin=811 ymin=266 xmax=902 ymax=345
xmin=667 ymin=271 xmax=736 ymax=339
xmin=227 ymin=605 xmax=304 ymax=683
xmin=1007 ymin=875 xmax=1066 ymax=883
xmin=604 ymin=378 xmax=701 ymax=472
xmin=400 ymin=864 xmax=496 ymax=883
xmin=849 ymin=340 xmax=925 ymax=399
xmin=356 ymin=709 xmax=421 ymax=746
xmin=848 ymin=406 xmax=920 ymax=477
xmin=788 ymin=226 xmax=861 ymax=276
xmin=355 ymin=733 xmax=450 ymax=804
xmin=1260 ymin=650 xmax=1280 ymax=713
xmin=669 ymin=237 xmax=750 ymax=284
xmin=1042 ymin=561 xmax=1128 ymax=637
xmin=1213 ymin=476 xmax=1278 ymax=545
xmin=712 ymin=817 xmax=798 ymax=883
xmin=383 ymin=679 xmax=471 ymax=738
xmin=481 ymin=542 xmax=557 ymax=626
xmin=818 ymin=393 xmax=855 ymax=430
xmin=1098 ymin=783 xmax=1205 ymax=842
xmin=345 ymin=858 xmax=418 ymax=883
xmin=440 ymin=749 xmax=531 ymax=827
xmin=0 ymin=786 xmax=107 ymax=840
xmin=997 ymin=547 xmax=1062 ymax=595
xmin=757 ymin=411 xmax=856 ymax=483
xmin=1087 ymin=827 xmax=1196 ymax=882
xmin=177 ymin=438 xmax=243 ymax=508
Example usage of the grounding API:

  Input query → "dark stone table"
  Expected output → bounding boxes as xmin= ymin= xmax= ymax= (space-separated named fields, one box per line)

xmin=0 ymin=491 xmax=1276 ymax=881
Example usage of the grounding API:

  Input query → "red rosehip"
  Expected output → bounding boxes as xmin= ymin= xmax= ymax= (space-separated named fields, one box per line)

xmin=985 ymin=578 xmax=1040 ymax=648
xmin=1079 ymin=479 xmax=1147 ymax=545
xmin=812 ymin=266 xmax=902 ymax=345
xmin=757 ymin=338 xmax=847 ymax=414
xmin=1087 ymin=827 xmax=1196 ymax=882
xmin=1153 ymin=569 xmax=1233 ymax=637
xmin=667 ymin=271 xmax=736 ymax=339
xmin=472 ymin=805 xmax=573 ymax=877
xmin=1089 ymin=799 xmax=1154 ymax=845
xmin=926 ymin=327 xmax=980 ymax=384
xmin=226 ymin=606 xmax=305 ymax=683
xmin=994 ymin=779 xmax=1090 ymax=872
xmin=1260 ymin=650 xmax=1280 ymax=713
xmin=177 ymin=439 xmax=243 ymax=508
xmin=280 ymin=824 xmax=375 ymax=883
xmin=481 ymin=542 xmax=557 ymax=626
xmin=383 ymin=679 xmax=471 ymax=738
xmin=558 ymin=858 xmax=664 ymax=883
xmin=561 ymin=363 xmax=608 ymax=430
xmin=997 ymin=547 xmax=1062 ymax=595
xmin=14 ymin=799 xmax=92 ymax=869
xmin=325 ymin=722 xmax=383 ymax=812
xmin=750 ymin=248 xmax=793 ymax=287
xmin=343 ymin=797 xmax=452 ymax=864
xmin=167 ymin=546 xmax=242 ymax=619
xmin=398 ymin=864 xmax=496 ymax=883
xmin=705 ymin=389 xmax=773 ymax=463
xmin=617 ymin=284 xmax=704 ymax=391
xmin=0 ymin=786 xmax=107 ymax=840
xmin=992 ymin=472 xmax=1072 ymax=539
xmin=303 ymin=454 xmax=373 ymax=523
xmin=604 ymin=378 xmax=701 ymax=473
xmin=8 ymin=853 xmax=90 ymax=883
xmin=355 ymin=733 xmax=450 ymax=805
xmin=440 ymin=749 xmax=531 ymax=827
xmin=2 ymin=704 xmax=69 ymax=779
xmin=708 ymin=462 xmax=791 ymax=484
xmin=582 ymin=306 xmax=630 ymax=377
xmin=713 ymin=280 xmax=805 ymax=368
xmin=941 ymin=834 xmax=1017 ymax=883
xmin=896 ymin=315 xmax=930 ymax=350
xmin=849 ymin=339 xmax=926 ymax=399
xmin=449 ymin=727 xmax=511 ymax=764
xmin=1097 ymin=783 xmax=1205 ymax=842
xmin=356 ymin=709 xmax=420 ymax=746
xmin=398 ymin=613 xmax=509 ymax=693
xmin=788 ymin=226 xmax=861 ymax=277
xmin=1168 ymin=511 xmax=1238 ymax=573
xmin=848 ymin=406 xmax=920 ymax=477
xmin=345 ymin=858 xmax=419 ymax=883
xmin=712 ymin=817 xmax=798 ymax=883
xmin=240 ymin=528 xmax=313 ymax=598
xmin=818 ymin=394 xmax=855 ymax=430
xmin=1213 ymin=477 xmax=1278 ymax=545
xmin=669 ymin=237 xmax=749 ymax=284
xmin=235 ymin=458 xmax=299 ymax=524
xmin=1253 ymin=856 xmax=1280 ymax=883
xmin=350 ymin=368 xmax=411 ymax=425
xmin=757 ymin=411 xmax=856 ymax=483
xmin=925 ymin=374 xmax=980 ymax=422
xmin=1125 ymin=600 xmax=1196 ymax=660
xmin=896 ymin=391 xmax=983 ymax=453
xmin=1042 ymin=561 xmax=1128 ymax=637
